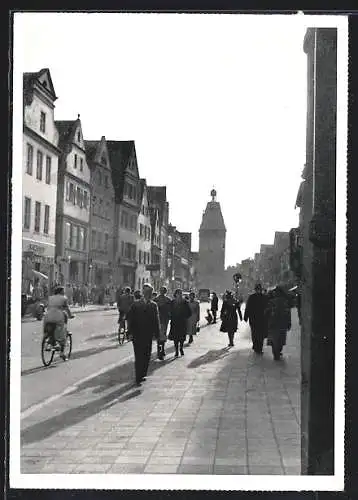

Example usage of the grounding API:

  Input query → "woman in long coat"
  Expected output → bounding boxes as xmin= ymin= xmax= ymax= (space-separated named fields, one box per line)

xmin=265 ymin=286 xmax=291 ymax=360
xmin=220 ymin=290 xmax=242 ymax=347
xmin=187 ymin=291 xmax=200 ymax=344
xmin=169 ymin=289 xmax=192 ymax=357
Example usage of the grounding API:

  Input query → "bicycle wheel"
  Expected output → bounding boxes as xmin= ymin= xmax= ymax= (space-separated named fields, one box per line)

xmin=41 ymin=336 xmax=55 ymax=367
xmin=63 ymin=333 xmax=72 ymax=359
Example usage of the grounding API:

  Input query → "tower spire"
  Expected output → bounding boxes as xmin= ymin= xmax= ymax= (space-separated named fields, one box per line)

xmin=210 ymin=187 xmax=217 ymax=202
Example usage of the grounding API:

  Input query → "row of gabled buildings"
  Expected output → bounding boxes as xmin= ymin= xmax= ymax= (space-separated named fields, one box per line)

xmin=21 ymin=68 xmax=195 ymax=294
xmin=225 ymin=231 xmax=295 ymax=300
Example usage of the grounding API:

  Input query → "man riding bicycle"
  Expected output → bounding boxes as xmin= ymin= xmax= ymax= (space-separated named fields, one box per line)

xmin=117 ymin=287 xmax=134 ymax=335
xmin=43 ymin=285 xmax=74 ymax=361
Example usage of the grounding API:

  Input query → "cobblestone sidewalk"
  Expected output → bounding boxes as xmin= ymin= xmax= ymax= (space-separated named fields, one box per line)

xmin=21 ymin=310 xmax=301 ymax=475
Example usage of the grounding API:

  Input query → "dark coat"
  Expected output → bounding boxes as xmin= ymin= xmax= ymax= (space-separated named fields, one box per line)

xmin=244 ymin=292 xmax=268 ymax=327
xmin=169 ymin=299 xmax=192 ymax=341
xmin=127 ymin=299 xmax=160 ymax=342
xmin=220 ymin=298 xmax=242 ymax=333
xmin=211 ymin=295 xmax=219 ymax=312
xmin=154 ymin=295 xmax=172 ymax=323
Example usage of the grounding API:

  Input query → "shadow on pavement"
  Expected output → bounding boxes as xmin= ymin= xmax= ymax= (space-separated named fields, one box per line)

xmin=21 ymin=382 xmax=138 ymax=446
xmin=86 ymin=332 xmax=118 ymax=342
xmin=21 ymin=347 xmax=180 ymax=445
xmin=21 ymin=344 xmax=120 ymax=377
xmin=187 ymin=347 xmax=233 ymax=369
xmin=70 ymin=344 xmax=119 ymax=361
xmin=21 ymin=365 xmax=57 ymax=377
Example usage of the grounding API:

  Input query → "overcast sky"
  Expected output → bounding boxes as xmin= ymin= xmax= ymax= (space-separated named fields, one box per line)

xmin=15 ymin=13 xmax=310 ymax=267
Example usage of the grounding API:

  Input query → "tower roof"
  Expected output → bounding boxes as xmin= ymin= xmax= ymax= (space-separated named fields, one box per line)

xmin=199 ymin=190 xmax=226 ymax=232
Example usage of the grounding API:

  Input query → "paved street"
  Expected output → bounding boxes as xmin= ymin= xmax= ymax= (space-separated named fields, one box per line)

xmin=21 ymin=305 xmax=301 ymax=475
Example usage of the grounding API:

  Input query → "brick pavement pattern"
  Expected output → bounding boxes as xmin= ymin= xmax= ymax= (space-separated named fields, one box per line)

xmin=21 ymin=310 xmax=301 ymax=475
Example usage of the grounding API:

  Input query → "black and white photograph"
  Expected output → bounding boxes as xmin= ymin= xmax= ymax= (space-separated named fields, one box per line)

xmin=10 ymin=12 xmax=348 ymax=491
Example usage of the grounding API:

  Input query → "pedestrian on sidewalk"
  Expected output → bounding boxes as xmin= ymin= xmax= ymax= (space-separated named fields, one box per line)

xmin=220 ymin=290 xmax=242 ymax=347
xmin=244 ymin=283 xmax=268 ymax=355
xmin=211 ymin=292 xmax=219 ymax=323
xmin=168 ymin=289 xmax=192 ymax=357
xmin=154 ymin=286 xmax=172 ymax=360
xmin=265 ymin=286 xmax=291 ymax=361
xmin=127 ymin=284 xmax=160 ymax=386
xmin=117 ymin=287 xmax=134 ymax=333
xmin=134 ymin=290 xmax=142 ymax=300
xmin=187 ymin=291 xmax=200 ymax=345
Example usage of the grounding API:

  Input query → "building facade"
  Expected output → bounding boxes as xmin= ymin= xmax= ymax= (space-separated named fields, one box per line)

xmin=198 ymin=189 xmax=226 ymax=292
xmin=85 ymin=136 xmax=115 ymax=287
xmin=148 ymin=203 xmax=162 ymax=291
xmin=108 ymin=141 xmax=141 ymax=289
xmin=55 ymin=117 xmax=91 ymax=285
xmin=136 ymin=180 xmax=152 ymax=290
xmin=166 ymin=225 xmax=192 ymax=292
xmin=147 ymin=187 xmax=169 ymax=289
xmin=22 ymin=69 xmax=61 ymax=292
xmin=292 ymin=28 xmax=337 ymax=475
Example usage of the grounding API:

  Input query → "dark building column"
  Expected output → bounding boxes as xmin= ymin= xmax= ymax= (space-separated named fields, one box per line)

xmin=302 ymin=27 xmax=337 ymax=475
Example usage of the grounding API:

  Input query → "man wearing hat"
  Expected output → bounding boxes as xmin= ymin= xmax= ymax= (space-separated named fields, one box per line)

xmin=127 ymin=284 xmax=161 ymax=386
xmin=244 ymin=283 xmax=268 ymax=354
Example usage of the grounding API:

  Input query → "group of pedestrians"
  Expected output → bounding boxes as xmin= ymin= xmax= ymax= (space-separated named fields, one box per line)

xmin=118 ymin=281 xmax=293 ymax=387
xmin=219 ymin=283 xmax=292 ymax=360
xmin=63 ymin=283 xmax=89 ymax=307
xmin=122 ymin=285 xmax=200 ymax=386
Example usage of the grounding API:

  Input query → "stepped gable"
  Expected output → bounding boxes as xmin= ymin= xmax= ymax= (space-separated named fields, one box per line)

xmin=199 ymin=189 xmax=226 ymax=232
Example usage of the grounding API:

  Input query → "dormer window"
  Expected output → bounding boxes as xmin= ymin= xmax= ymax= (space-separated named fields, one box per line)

xmin=40 ymin=112 xmax=46 ymax=133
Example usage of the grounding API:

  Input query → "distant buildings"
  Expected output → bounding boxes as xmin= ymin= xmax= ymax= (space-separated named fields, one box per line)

xmin=55 ymin=117 xmax=91 ymax=285
xmin=85 ymin=136 xmax=115 ymax=287
xmin=197 ymin=189 xmax=226 ymax=292
xmin=20 ymin=68 xmax=206 ymax=298
xmin=108 ymin=140 xmax=141 ymax=289
xmin=136 ymin=179 xmax=152 ymax=290
xmin=22 ymin=69 xmax=61 ymax=293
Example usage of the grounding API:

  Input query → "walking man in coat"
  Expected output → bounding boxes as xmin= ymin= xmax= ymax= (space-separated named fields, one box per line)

xmin=265 ymin=286 xmax=291 ymax=361
xmin=127 ymin=284 xmax=160 ymax=386
xmin=154 ymin=286 xmax=172 ymax=360
xmin=244 ymin=283 xmax=268 ymax=355
xmin=169 ymin=289 xmax=192 ymax=357
xmin=187 ymin=291 xmax=200 ymax=344
xmin=211 ymin=292 xmax=219 ymax=323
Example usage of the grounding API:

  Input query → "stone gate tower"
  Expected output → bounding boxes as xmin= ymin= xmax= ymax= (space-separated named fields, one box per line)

xmin=198 ymin=189 xmax=226 ymax=292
